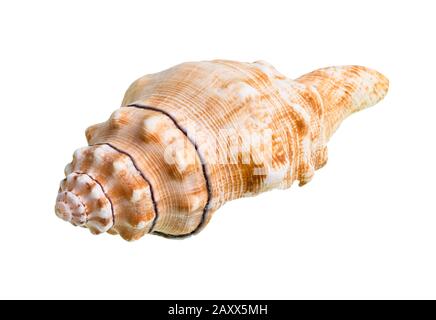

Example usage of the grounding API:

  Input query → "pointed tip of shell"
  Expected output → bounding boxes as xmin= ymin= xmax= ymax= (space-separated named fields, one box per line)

xmin=57 ymin=143 xmax=159 ymax=240
xmin=56 ymin=172 xmax=114 ymax=234
xmin=55 ymin=191 xmax=86 ymax=226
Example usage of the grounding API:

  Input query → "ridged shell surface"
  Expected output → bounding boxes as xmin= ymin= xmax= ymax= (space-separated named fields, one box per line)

xmin=56 ymin=60 xmax=389 ymax=240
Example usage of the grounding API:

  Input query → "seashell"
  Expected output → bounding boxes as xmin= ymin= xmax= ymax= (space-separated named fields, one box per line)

xmin=55 ymin=60 xmax=389 ymax=241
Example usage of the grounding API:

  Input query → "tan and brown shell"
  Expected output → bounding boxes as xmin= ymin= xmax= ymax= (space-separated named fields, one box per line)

xmin=55 ymin=60 xmax=389 ymax=241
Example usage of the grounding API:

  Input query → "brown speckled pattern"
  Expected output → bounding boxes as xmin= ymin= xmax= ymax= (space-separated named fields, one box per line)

xmin=56 ymin=60 xmax=389 ymax=240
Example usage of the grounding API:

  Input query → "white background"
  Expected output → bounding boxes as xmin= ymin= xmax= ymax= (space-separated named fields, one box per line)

xmin=0 ymin=0 xmax=435 ymax=299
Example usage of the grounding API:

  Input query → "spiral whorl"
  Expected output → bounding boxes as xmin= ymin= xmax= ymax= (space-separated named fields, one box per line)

xmin=56 ymin=172 xmax=113 ymax=234
xmin=55 ymin=190 xmax=86 ymax=226
xmin=56 ymin=144 xmax=158 ymax=240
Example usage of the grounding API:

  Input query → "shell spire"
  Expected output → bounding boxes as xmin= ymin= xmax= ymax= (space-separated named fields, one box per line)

xmin=55 ymin=60 xmax=389 ymax=240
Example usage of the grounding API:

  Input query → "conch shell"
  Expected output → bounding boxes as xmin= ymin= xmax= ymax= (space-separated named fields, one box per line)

xmin=55 ymin=60 xmax=389 ymax=240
